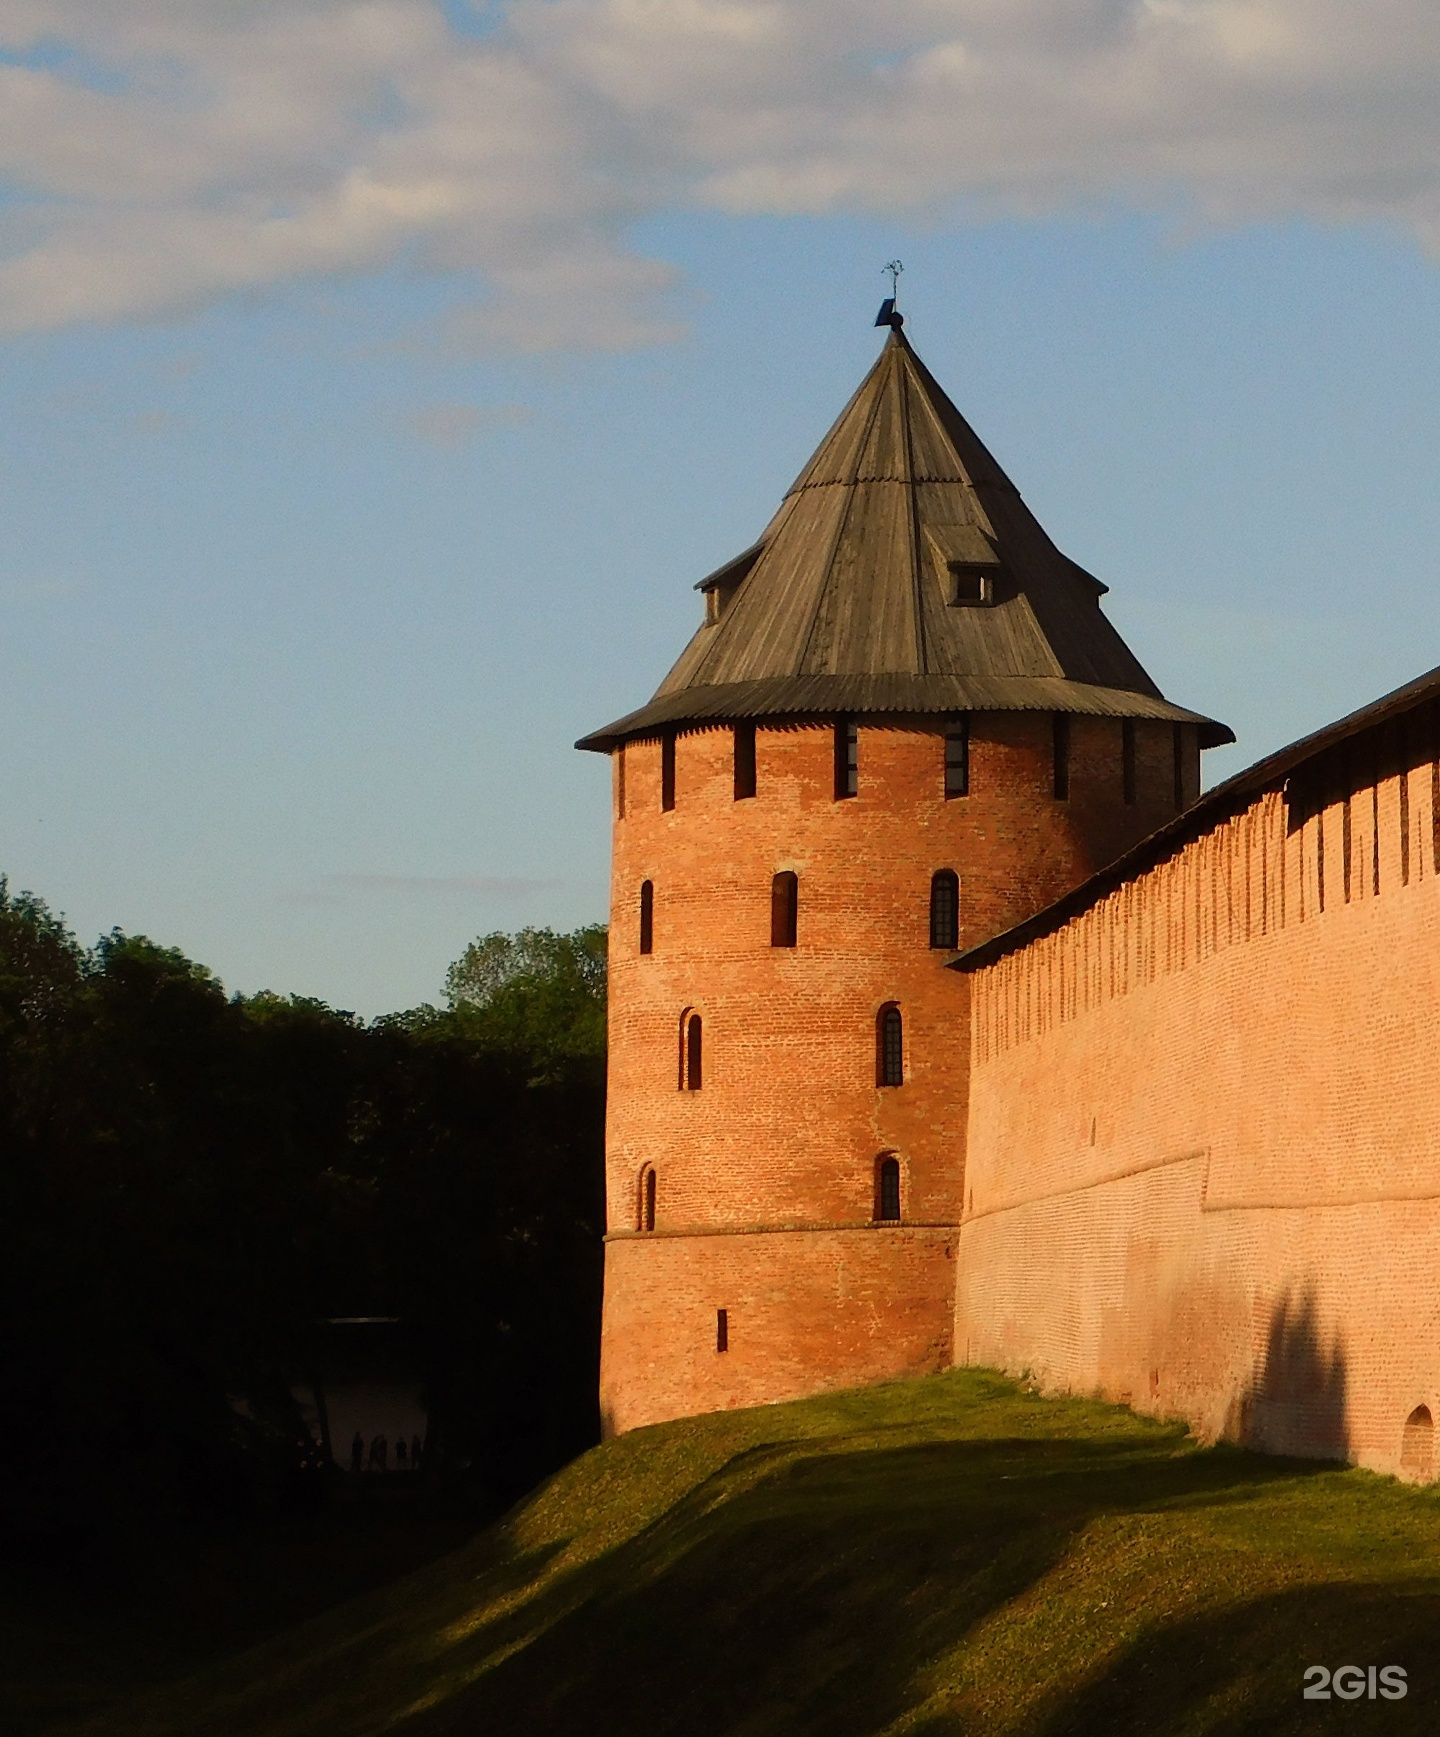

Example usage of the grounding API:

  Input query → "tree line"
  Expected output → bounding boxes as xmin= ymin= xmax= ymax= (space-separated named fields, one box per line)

xmin=0 ymin=881 xmax=606 ymax=1538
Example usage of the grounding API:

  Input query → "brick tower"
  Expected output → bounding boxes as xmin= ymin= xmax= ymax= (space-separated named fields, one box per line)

xmin=579 ymin=320 xmax=1231 ymax=1435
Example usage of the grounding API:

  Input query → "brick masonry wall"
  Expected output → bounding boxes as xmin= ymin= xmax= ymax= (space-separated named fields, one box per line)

xmin=601 ymin=709 xmax=1189 ymax=1434
xmin=602 ymin=1228 xmax=956 ymax=1432
xmin=960 ymin=720 xmax=1440 ymax=1479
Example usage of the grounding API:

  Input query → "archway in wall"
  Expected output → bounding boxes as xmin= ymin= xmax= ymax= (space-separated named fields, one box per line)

xmin=1401 ymin=1405 xmax=1433 ymax=1480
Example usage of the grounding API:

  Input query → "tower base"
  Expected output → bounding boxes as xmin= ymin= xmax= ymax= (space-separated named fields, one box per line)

xmin=599 ymin=1225 xmax=957 ymax=1436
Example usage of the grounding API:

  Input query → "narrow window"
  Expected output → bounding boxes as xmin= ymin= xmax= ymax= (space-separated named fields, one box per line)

xmin=929 ymin=870 xmax=959 ymax=950
xmin=616 ymin=745 xmax=626 ymax=819
xmin=677 ymin=1007 xmax=693 ymax=1088
xmin=770 ymin=871 xmax=798 ymax=947
xmin=639 ymin=1165 xmax=656 ymax=1232
xmin=876 ymin=1004 xmax=903 ymax=1087
xmin=639 ymin=880 xmax=654 ymax=954
xmin=944 ymin=719 xmax=969 ymax=798
xmin=1342 ymin=793 xmax=1353 ymax=902
xmin=1431 ymin=722 xmax=1440 ymax=876
xmin=661 ymin=731 xmax=676 ymax=812
xmin=685 ymin=1012 xmax=703 ymax=1090
xmin=716 ymin=1308 xmax=729 ymax=1353
xmin=1400 ymin=715 xmax=1411 ymax=885
xmin=875 ymin=1154 xmax=901 ymax=1222
xmin=835 ymin=717 xmax=858 ymax=800
xmin=1316 ymin=805 xmax=1325 ymax=913
xmin=1402 ymin=771 xmax=1413 ymax=885
xmin=1122 ymin=719 xmax=1137 ymax=806
xmin=1052 ymin=714 xmax=1070 ymax=801
xmin=734 ymin=722 xmax=757 ymax=801
xmin=1373 ymin=773 xmax=1381 ymax=898
xmin=1172 ymin=724 xmax=1185 ymax=810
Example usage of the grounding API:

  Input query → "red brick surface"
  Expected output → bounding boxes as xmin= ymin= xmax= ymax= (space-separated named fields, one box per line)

xmin=602 ymin=1228 xmax=956 ymax=1432
xmin=601 ymin=712 xmax=1185 ymax=1433
xmin=959 ymin=743 xmax=1440 ymax=1480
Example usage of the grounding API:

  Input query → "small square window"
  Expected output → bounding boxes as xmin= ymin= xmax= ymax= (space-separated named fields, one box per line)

xmin=949 ymin=565 xmax=995 ymax=607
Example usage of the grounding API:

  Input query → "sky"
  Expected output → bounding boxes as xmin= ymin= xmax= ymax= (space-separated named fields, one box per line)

xmin=5 ymin=1 xmax=1440 ymax=1014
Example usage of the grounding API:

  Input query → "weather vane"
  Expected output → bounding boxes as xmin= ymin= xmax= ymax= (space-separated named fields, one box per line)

xmin=875 ymin=260 xmax=905 ymax=330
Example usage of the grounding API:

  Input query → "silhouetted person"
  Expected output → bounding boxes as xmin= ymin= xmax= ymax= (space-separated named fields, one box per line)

xmin=412 ymin=1433 xmax=423 ymax=1470
xmin=395 ymin=1437 xmax=407 ymax=1470
xmin=350 ymin=1431 xmax=364 ymax=1474
xmin=369 ymin=1434 xmax=387 ymax=1472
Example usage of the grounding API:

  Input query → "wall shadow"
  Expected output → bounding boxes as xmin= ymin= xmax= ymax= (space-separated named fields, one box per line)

xmin=1022 ymin=1581 xmax=1440 ymax=1737
xmin=1228 ymin=1288 xmax=1348 ymax=1465
xmin=396 ymin=1427 xmax=1311 ymax=1737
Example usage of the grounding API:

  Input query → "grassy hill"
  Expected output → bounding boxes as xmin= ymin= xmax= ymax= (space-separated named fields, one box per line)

xmin=47 ymin=1369 xmax=1440 ymax=1735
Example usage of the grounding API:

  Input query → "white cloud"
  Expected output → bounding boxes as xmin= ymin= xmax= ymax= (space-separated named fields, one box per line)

xmin=5 ymin=0 xmax=1440 ymax=346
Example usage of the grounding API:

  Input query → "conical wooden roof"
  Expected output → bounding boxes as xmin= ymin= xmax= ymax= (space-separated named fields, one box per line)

xmin=578 ymin=327 xmax=1231 ymax=751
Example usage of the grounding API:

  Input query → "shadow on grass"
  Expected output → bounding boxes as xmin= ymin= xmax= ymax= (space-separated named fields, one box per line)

xmin=401 ymin=1426 xmax=1324 ymax=1737
xmin=0 ymin=1488 xmax=503 ymax=1737
xmin=1020 ymin=1581 xmax=1440 ymax=1737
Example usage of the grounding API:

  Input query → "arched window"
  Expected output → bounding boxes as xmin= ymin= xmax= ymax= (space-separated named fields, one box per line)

xmin=876 ymin=1004 xmax=903 ymax=1087
xmin=1121 ymin=718 xmax=1137 ymax=806
xmin=678 ymin=1010 xmax=702 ymax=1090
xmin=639 ymin=880 xmax=654 ymax=954
xmin=639 ymin=1165 xmax=657 ymax=1232
xmin=929 ymin=870 xmax=959 ymax=950
xmin=1402 ymin=1404 xmax=1434 ymax=1480
xmin=875 ymin=1154 xmax=901 ymax=1222
xmin=771 ymin=871 xmax=798 ymax=947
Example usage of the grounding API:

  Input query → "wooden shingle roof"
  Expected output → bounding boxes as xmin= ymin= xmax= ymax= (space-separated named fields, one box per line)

xmin=578 ymin=327 xmax=1231 ymax=752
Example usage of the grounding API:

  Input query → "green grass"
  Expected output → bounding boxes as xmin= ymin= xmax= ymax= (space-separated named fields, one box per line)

xmin=42 ymin=1370 xmax=1440 ymax=1734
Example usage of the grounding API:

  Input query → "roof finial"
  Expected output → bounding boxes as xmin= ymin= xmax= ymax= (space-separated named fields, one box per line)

xmin=874 ymin=259 xmax=904 ymax=330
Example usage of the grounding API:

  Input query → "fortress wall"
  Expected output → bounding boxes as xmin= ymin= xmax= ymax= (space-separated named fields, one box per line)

xmin=601 ymin=711 xmax=1179 ymax=1432
xmin=958 ymin=710 xmax=1440 ymax=1476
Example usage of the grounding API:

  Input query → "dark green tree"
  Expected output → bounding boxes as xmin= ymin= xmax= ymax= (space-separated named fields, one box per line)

xmin=442 ymin=924 xmax=607 ymax=1070
xmin=0 ymin=893 xmax=607 ymax=1536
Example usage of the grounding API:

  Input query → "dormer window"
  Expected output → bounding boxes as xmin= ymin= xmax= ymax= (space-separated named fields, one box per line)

xmin=926 ymin=524 xmax=1002 ymax=609
xmin=696 ymin=541 xmax=764 ymax=627
xmin=948 ymin=565 xmax=995 ymax=607
xmin=702 ymin=575 xmax=744 ymax=623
